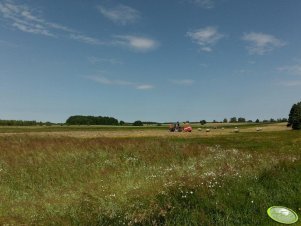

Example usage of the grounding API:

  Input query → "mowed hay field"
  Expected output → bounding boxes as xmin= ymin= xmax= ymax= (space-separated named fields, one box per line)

xmin=0 ymin=124 xmax=300 ymax=225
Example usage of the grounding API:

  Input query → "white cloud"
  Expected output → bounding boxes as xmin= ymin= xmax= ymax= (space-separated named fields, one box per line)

xmin=277 ymin=64 xmax=301 ymax=76
xmin=86 ymin=76 xmax=154 ymax=90
xmin=0 ymin=1 xmax=159 ymax=53
xmin=189 ymin=0 xmax=215 ymax=9
xmin=12 ymin=21 xmax=54 ymax=36
xmin=136 ymin=84 xmax=154 ymax=90
xmin=69 ymin=34 xmax=105 ymax=45
xmin=46 ymin=22 xmax=76 ymax=33
xmin=200 ymin=47 xmax=212 ymax=52
xmin=97 ymin=4 xmax=140 ymax=25
xmin=170 ymin=79 xmax=194 ymax=85
xmin=242 ymin=32 xmax=286 ymax=55
xmin=87 ymin=76 xmax=133 ymax=86
xmin=186 ymin=26 xmax=224 ymax=52
xmin=0 ymin=0 xmax=74 ymax=37
xmin=114 ymin=35 xmax=158 ymax=51
xmin=72 ymin=34 xmax=158 ymax=51
xmin=87 ymin=76 xmax=113 ymax=85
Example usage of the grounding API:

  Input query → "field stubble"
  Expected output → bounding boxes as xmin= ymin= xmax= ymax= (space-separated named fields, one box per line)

xmin=0 ymin=123 xmax=290 ymax=139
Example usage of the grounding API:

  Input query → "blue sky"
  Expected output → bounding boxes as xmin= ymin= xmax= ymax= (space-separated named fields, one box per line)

xmin=1 ymin=0 xmax=301 ymax=123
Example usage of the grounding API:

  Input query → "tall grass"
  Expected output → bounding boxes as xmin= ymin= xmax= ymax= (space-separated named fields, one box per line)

xmin=0 ymin=130 xmax=300 ymax=225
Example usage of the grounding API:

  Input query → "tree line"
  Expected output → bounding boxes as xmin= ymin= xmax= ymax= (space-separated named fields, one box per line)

xmin=199 ymin=117 xmax=287 ymax=124
xmin=2 ymin=101 xmax=300 ymax=128
xmin=0 ymin=120 xmax=53 ymax=126
xmin=65 ymin=115 xmax=119 ymax=125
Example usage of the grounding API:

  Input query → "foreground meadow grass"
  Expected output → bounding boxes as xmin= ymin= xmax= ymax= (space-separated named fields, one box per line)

xmin=0 ymin=128 xmax=300 ymax=225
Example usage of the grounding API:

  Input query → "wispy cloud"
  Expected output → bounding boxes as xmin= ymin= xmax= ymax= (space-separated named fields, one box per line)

xmin=88 ymin=57 xmax=123 ymax=65
xmin=277 ymin=64 xmax=301 ymax=76
xmin=86 ymin=76 xmax=154 ymax=90
xmin=97 ymin=4 xmax=140 ymax=25
xmin=276 ymin=62 xmax=301 ymax=87
xmin=113 ymin=35 xmax=158 ymax=52
xmin=87 ymin=76 xmax=133 ymax=86
xmin=69 ymin=34 xmax=105 ymax=45
xmin=0 ymin=0 xmax=74 ymax=37
xmin=242 ymin=32 xmax=286 ymax=55
xmin=186 ymin=26 xmax=224 ymax=52
xmin=0 ymin=0 xmax=104 ymax=46
xmin=0 ymin=1 xmax=159 ymax=53
xmin=136 ymin=84 xmax=154 ymax=90
xmin=71 ymin=34 xmax=159 ymax=51
xmin=188 ymin=0 xmax=215 ymax=9
xmin=46 ymin=22 xmax=75 ymax=33
xmin=12 ymin=21 xmax=54 ymax=36
xmin=170 ymin=79 xmax=194 ymax=85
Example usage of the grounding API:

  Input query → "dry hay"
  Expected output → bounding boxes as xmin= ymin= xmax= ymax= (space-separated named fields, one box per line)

xmin=0 ymin=123 xmax=290 ymax=138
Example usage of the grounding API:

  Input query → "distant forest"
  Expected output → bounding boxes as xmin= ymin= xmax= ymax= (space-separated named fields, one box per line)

xmin=66 ymin=115 xmax=119 ymax=125
xmin=0 ymin=120 xmax=53 ymax=126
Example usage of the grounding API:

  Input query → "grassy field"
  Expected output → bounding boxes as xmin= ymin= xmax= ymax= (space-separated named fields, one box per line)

xmin=0 ymin=123 xmax=300 ymax=225
xmin=0 ymin=122 xmax=283 ymax=133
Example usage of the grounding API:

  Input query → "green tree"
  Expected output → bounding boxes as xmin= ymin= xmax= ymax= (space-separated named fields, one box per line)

xmin=288 ymin=102 xmax=301 ymax=130
xmin=0 ymin=120 xmax=37 ymax=126
xmin=133 ymin=120 xmax=143 ymax=126
xmin=255 ymin=119 xmax=260 ymax=123
xmin=223 ymin=118 xmax=228 ymax=123
xmin=200 ymin=120 xmax=206 ymax=125
xmin=238 ymin=117 xmax=246 ymax=123
xmin=288 ymin=104 xmax=297 ymax=127
xmin=66 ymin=115 xmax=119 ymax=125
xmin=230 ymin=117 xmax=237 ymax=123
xmin=282 ymin=118 xmax=288 ymax=122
